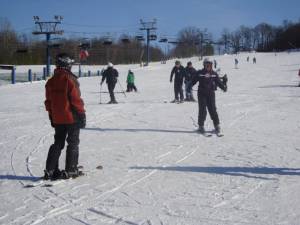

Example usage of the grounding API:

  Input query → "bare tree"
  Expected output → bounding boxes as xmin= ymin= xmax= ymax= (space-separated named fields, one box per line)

xmin=230 ymin=30 xmax=242 ymax=54
xmin=219 ymin=28 xmax=231 ymax=53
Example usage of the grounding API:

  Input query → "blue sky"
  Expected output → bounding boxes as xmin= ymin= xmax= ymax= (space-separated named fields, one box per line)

xmin=1 ymin=0 xmax=300 ymax=40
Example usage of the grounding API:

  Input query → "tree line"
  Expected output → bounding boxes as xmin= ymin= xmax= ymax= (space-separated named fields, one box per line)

xmin=1 ymin=17 xmax=300 ymax=65
xmin=219 ymin=19 xmax=300 ymax=53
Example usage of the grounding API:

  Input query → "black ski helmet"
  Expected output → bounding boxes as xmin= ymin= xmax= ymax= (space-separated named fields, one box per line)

xmin=55 ymin=53 xmax=75 ymax=69
xmin=175 ymin=60 xmax=181 ymax=65
xmin=187 ymin=61 xmax=192 ymax=66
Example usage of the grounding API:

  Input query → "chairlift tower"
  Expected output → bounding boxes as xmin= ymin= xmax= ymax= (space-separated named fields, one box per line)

xmin=139 ymin=19 xmax=157 ymax=66
xmin=32 ymin=16 xmax=64 ymax=76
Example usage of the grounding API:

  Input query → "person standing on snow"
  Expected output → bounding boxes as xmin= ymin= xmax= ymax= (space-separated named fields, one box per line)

xmin=126 ymin=69 xmax=137 ymax=92
xmin=191 ymin=58 xmax=227 ymax=134
xmin=170 ymin=60 xmax=186 ymax=103
xmin=44 ymin=53 xmax=86 ymax=180
xmin=184 ymin=61 xmax=196 ymax=101
xmin=101 ymin=62 xmax=119 ymax=104
xmin=234 ymin=58 xmax=239 ymax=69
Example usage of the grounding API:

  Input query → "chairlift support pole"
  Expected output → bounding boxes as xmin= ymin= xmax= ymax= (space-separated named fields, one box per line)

xmin=32 ymin=16 xmax=63 ymax=77
xmin=139 ymin=19 xmax=157 ymax=66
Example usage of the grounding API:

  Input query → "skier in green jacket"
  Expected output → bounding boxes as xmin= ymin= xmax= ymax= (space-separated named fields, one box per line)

xmin=126 ymin=70 xmax=137 ymax=92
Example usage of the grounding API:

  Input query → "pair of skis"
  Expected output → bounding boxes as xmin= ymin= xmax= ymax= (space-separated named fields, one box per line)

xmin=196 ymin=130 xmax=224 ymax=137
xmin=24 ymin=165 xmax=103 ymax=188
xmin=190 ymin=116 xmax=224 ymax=137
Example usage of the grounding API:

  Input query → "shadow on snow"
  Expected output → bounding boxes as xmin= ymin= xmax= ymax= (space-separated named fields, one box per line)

xmin=84 ymin=127 xmax=196 ymax=134
xmin=130 ymin=166 xmax=300 ymax=180
xmin=0 ymin=175 xmax=41 ymax=181
xmin=258 ymin=84 xmax=298 ymax=88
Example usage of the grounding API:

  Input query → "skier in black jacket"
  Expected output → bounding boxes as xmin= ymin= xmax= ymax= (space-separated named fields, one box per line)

xmin=101 ymin=62 xmax=119 ymax=104
xmin=185 ymin=61 xmax=196 ymax=101
xmin=191 ymin=58 xmax=227 ymax=134
xmin=170 ymin=60 xmax=186 ymax=103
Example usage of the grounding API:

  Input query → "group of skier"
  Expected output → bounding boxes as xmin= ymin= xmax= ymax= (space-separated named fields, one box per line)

xmin=170 ymin=58 xmax=227 ymax=134
xmin=246 ymin=56 xmax=257 ymax=64
xmin=43 ymin=53 xmax=227 ymax=181
xmin=100 ymin=63 xmax=138 ymax=104
xmin=170 ymin=60 xmax=196 ymax=102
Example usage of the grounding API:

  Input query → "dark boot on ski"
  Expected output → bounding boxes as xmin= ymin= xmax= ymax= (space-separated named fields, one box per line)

xmin=61 ymin=169 xmax=84 ymax=179
xmin=198 ymin=126 xmax=205 ymax=134
xmin=214 ymin=124 xmax=221 ymax=134
xmin=170 ymin=99 xmax=179 ymax=103
xmin=43 ymin=169 xmax=62 ymax=180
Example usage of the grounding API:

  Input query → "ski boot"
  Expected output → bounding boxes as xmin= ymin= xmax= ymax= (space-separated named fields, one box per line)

xmin=43 ymin=169 xmax=62 ymax=180
xmin=214 ymin=124 xmax=221 ymax=134
xmin=170 ymin=99 xmax=179 ymax=103
xmin=61 ymin=169 xmax=84 ymax=179
xmin=198 ymin=126 xmax=205 ymax=134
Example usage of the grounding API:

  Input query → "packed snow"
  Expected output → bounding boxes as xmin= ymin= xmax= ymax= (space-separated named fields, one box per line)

xmin=0 ymin=52 xmax=300 ymax=225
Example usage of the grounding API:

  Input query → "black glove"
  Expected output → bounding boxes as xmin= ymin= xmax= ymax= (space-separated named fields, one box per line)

xmin=223 ymin=85 xmax=227 ymax=92
xmin=77 ymin=113 xmax=86 ymax=129
xmin=170 ymin=79 xmax=172 ymax=83
xmin=222 ymin=74 xmax=228 ymax=86
xmin=49 ymin=115 xmax=55 ymax=128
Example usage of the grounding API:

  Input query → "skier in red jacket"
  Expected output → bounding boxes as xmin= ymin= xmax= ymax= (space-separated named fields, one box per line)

xmin=44 ymin=53 xmax=86 ymax=180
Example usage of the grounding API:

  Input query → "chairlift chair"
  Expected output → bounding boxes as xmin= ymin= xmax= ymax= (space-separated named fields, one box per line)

xmin=135 ymin=35 xmax=145 ymax=41
xmin=159 ymin=38 xmax=168 ymax=43
xmin=103 ymin=37 xmax=113 ymax=46
xmin=149 ymin=34 xmax=157 ymax=41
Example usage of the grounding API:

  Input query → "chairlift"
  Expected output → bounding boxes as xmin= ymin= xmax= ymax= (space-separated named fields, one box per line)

xmin=121 ymin=37 xmax=130 ymax=44
xmin=78 ymin=38 xmax=91 ymax=49
xmin=159 ymin=38 xmax=168 ymax=43
xmin=168 ymin=40 xmax=179 ymax=44
xmin=149 ymin=34 xmax=157 ymax=41
xmin=103 ymin=37 xmax=113 ymax=46
xmin=135 ymin=35 xmax=145 ymax=41
xmin=79 ymin=42 xmax=90 ymax=49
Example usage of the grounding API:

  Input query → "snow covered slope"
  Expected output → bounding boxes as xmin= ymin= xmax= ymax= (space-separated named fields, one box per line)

xmin=0 ymin=52 xmax=300 ymax=225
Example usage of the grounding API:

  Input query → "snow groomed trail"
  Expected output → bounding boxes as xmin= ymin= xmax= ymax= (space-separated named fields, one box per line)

xmin=0 ymin=52 xmax=300 ymax=225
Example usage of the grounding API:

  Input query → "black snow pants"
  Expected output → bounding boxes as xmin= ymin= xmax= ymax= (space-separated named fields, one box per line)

xmin=127 ymin=83 xmax=137 ymax=92
xmin=174 ymin=80 xmax=184 ymax=101
xmin=108 ymin=82 xmax=117 ymax=102
xmin=185 ymin=80 xmax=194 ymax=100
xmin=197 ymin=91 xmax=220 ymax=127
xmin=46 ymin=124 xmax=80 ymax=172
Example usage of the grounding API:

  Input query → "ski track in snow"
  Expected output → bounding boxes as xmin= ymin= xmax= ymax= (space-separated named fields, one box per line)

xmin=1 ymin=52 xmax=300 ymax=225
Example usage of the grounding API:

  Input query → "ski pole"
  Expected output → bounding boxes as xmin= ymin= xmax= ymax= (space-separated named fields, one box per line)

xmin=190 ymin=116 xmax=198 ymax=128
xmin=117 ymin=79 xmax=127 ymax=97
xmin=99 ymin=83 xmax=102 ymax=104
